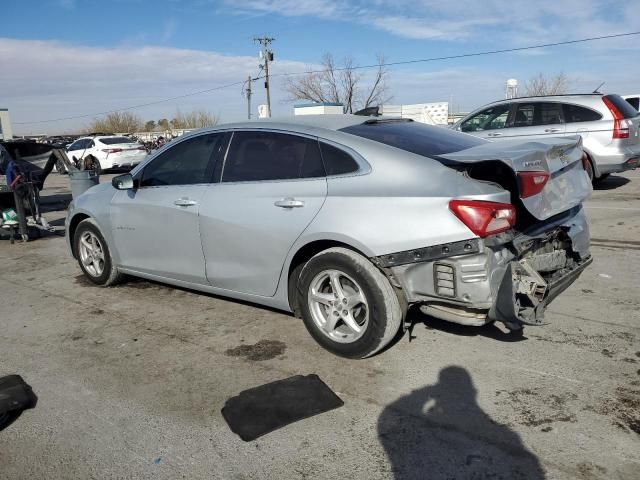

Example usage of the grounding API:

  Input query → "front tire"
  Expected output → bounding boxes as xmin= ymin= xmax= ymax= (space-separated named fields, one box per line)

xmin=74 ymin=219 xmax=123 ymax=286
xmin=297 ymin=247 xmax=403 ymax=358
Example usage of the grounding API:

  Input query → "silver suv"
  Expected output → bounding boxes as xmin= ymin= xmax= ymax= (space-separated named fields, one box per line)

xmin=453 ymin=94 xmax=640 ymax=182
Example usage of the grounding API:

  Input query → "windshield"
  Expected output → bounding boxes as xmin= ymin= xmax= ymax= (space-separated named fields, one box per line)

xmin=100 ymin=137 xmax=137 ymax=145
xmin=340 ymin=120 xmax=486 ymax=158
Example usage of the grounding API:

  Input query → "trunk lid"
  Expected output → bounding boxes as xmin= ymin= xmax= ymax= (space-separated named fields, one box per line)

xmin=440 ymin=136 xmax=592 ymax=222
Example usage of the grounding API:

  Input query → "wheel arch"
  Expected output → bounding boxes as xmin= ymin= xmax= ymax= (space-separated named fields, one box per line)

xmin=285 ymin=238 xmax=374 ymax=315
xmin=68 ymin=213 xmax=91 ymax=257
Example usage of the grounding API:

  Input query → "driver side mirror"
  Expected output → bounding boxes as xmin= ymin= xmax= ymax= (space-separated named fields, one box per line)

xmin=112 ymin=173 xmax=136 ymax=190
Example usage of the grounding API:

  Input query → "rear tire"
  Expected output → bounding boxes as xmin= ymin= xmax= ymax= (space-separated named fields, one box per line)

xmin=74 ymin=219 xmax=124 ymax=286
xmin=297 ymin=247 xmax=403 ymax=359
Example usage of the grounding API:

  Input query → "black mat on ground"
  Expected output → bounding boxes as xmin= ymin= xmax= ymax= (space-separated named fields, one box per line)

xmin=222 ymin=374 xmax=344 ymax=441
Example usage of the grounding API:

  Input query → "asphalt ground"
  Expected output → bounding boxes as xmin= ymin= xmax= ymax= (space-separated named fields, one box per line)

xmin=0 ymin=171 xmax=639 ymax=479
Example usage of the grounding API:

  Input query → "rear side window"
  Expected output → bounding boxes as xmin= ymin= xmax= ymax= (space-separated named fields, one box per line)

xmin=222 ymin=131 xmax=325 ymax=182
xmin=563 ymin=104 xmax=602 ymax=123
xmin=141 ymin=133 xmax=226 ymax=187
xmin=513 ymin=104 xmax=535 ymax=127
xmin=604 ymin=94 xmax=640 ymax=118
xmin=340 ymin=121 xmax=485 ymax=158
xmin=513 ymin=102 xmax=563 ymax=127
xmin=100 ymin=137 xmax=135 ymax=145
xmin=319 ymin=142 xmax=359 ymax=175
xmin=539 ymin=103 xmax=563 ymax=125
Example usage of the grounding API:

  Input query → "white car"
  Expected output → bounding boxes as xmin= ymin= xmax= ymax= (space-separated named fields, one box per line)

xmin=65 ymin=136 xmax=148 ymax=173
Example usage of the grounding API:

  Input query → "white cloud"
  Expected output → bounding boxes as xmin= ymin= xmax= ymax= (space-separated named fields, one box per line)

xmin=0 ymin=38 xmax=309 ymax=134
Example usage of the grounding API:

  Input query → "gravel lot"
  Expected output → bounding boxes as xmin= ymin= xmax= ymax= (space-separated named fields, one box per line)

xmin=0 ymin=171 xmax=639 ymax=479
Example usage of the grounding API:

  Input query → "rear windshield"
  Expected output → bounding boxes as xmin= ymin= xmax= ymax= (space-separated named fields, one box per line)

xmin=604 ymin=94 xmax=640 ymax=119
xmin=100 ymin=137 xmax=136 ymax=145
xmin=340 ymin=120 xmax=486 ymax=158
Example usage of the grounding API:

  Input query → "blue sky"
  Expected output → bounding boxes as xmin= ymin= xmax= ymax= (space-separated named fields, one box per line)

xmin=1 ymin=0 xmax=638 ymax=134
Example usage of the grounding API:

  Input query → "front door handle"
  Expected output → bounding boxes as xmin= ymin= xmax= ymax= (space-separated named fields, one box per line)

xmin=274 ymin=198 xmax=305 ymax=208
xmin=544 ymin=128 xmax=561 ymax=133
xmin=487 ymin=132 xmax=502 ymax=137
xmin=174 ymin=198 xmax=198 ymax=207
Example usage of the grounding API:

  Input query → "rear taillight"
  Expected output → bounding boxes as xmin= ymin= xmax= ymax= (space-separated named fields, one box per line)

xmin=581 ymin=152 xmax=590 ymax=171
xmin=517 ymin=171 xmax=550 ymax=198
xmin=603 ymin=96 xmax=630 ymax=139
xmin=102 ymin=148 xmax=122 ymax=154
xmin=449 ymin=200 xmax=516 ymax=237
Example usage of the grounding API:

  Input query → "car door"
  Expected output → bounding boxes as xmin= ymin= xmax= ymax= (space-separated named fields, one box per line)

xmin=110 ymin=132 xmax=229 ymax=284
xmin=458 ymin=104 xmax=511 ymax=139
xmin=498 ymin=102 xmax=566 ymax=140
xmin=198 ymin=130 xmax=328 ymax=296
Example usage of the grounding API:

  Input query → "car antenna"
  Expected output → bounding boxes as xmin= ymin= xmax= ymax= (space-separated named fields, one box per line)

xmin=592 ymin=82 xmax=605 ymax=94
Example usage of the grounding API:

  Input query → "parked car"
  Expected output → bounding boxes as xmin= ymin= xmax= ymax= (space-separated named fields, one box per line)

xmin=623 ymin=94 xmax=639 ymax=111
xmin=65 ymin=136 xmax=148 ymax=173
xmin=66 ymin=115 xmax=592 ymax=358
xmin=452 ymin=94 xmax=640 ymax=183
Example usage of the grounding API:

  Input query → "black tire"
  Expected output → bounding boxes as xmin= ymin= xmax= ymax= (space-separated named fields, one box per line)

xmin=297 ymin=247 xmax=403 ymax=359
xmin=74 ymin=218 xmax=124 ymax=286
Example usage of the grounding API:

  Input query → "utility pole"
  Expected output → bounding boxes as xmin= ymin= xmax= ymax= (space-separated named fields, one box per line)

xmin=254 ymin=36 xmax=275 ymax=117
xmin=246 ymin=75 xmax=252 ymax=120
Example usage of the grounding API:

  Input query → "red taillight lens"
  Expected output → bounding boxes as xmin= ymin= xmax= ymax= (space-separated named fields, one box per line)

xmin=517 ymin=171 xmax=550 ymax=198
xmin=101 ymin=148 xmax=122 ymax=154
xmin=602 ymin=96 xmax=630 ymax=139
xmin=449 ymin=200 xmax=516 ymax=237
xmin=581 ymin=152 xmax=590 ymax=171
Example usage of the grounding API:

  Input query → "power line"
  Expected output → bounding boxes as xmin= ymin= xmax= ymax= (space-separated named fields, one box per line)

xmin=272 ymin=30 xmax=640 ymax=77
xmin=15 ymin=80 xmax=246 ymax=125
xmin=16 ymin=30 xmax=640 ymax=126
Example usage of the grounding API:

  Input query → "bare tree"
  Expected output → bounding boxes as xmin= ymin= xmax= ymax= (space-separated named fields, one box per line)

xmin=87 ymin=111 xmax=143 ymax=133
xmin=284 ymin=53 xmax=390 ymax=113
xmin=524 ymin=73 xmax=570 ymax=96
xmin=170 ymin=109 xmax=219 ymax=129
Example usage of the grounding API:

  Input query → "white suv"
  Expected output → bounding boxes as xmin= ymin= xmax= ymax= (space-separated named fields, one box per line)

xmin=453 ymin=94 xmax=640 ymax=183
xmin=66 ymin=136 xmax=148 ymax=173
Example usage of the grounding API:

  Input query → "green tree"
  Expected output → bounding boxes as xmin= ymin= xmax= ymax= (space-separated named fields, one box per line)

xmin=144 ymin=120 xmax=156 ymax=131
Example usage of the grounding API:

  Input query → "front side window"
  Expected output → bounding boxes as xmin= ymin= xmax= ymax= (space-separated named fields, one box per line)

xmin=222 ymin=131 xmax=325 ymax=182
xmin=141 ymin=133 xmax=226 ymax=187
xmin=460 ymin=105 xmax=510 ymax=132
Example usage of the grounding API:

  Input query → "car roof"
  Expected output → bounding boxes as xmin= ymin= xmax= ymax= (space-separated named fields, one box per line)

xmin=214 ymin=114 xmax=369 ymax=132
xmin=483 ymin=93 xmax=607 ymax=107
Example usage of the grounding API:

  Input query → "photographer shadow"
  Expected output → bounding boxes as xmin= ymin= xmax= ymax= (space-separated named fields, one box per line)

xmin=378 ymin=366 xmax=545 ymax=479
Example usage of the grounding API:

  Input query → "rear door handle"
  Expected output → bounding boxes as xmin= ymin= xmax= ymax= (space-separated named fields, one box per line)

xmin=544 ymin=128 xmax=561 ymax=133
xmin=487 ymin=132 xmax=502 ymax=137
xmin=274 ymin=198 xmax=305 ymax=208
xmin=174 ymin=198 xmax=198 ymax=207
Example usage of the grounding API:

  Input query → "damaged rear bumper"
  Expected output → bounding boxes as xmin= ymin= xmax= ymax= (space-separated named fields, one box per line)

xmin=376 ymin=206 xmax=591 ymax=328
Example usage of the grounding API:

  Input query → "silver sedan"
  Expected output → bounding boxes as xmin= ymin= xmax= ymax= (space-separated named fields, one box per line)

xmin=66 ymin=115 xmax=593 ymax=358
